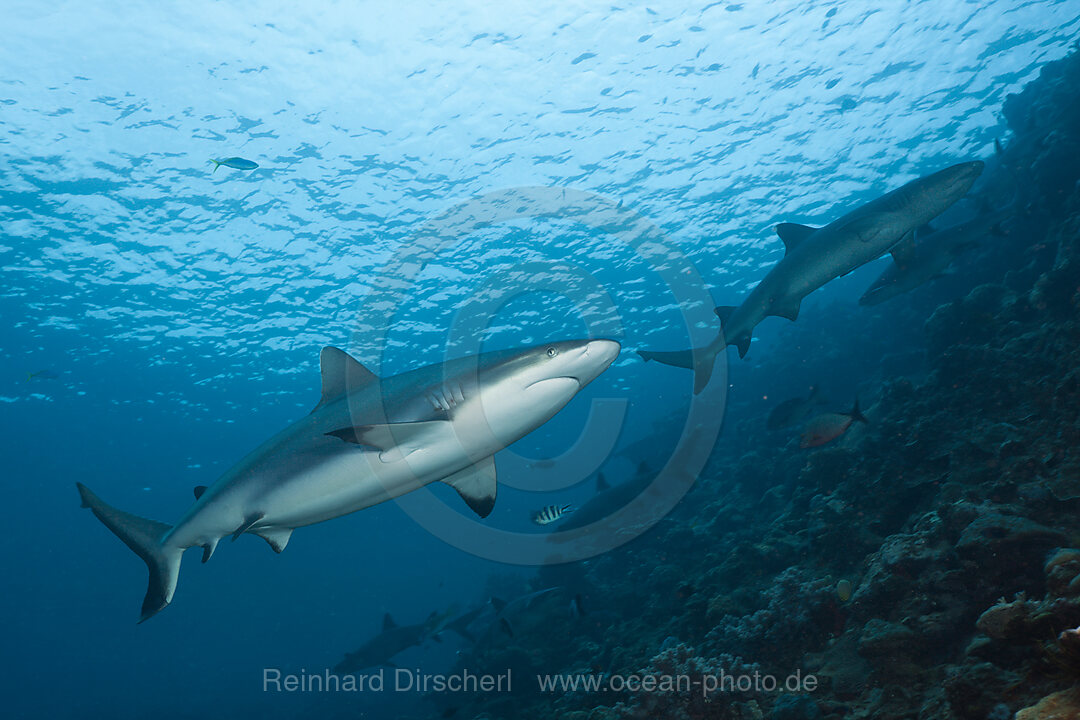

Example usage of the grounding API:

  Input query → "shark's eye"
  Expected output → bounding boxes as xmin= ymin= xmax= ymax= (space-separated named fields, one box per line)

xmin=546 ymin=347 xmax=559 ymax=358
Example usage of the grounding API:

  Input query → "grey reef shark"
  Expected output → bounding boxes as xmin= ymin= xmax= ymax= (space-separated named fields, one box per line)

xmin=639 ymin=160 xmax=984 ymax=393
xmin=78 ymin=339 xmax=620 ymax=622
xmin=858 ymin=205 xmax=1012 ymax=306
xmin=335 ymin=612 xmax=441 ymax=673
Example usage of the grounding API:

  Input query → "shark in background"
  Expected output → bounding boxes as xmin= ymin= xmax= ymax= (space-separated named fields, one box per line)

xmin=335 ymin=612 xmax=443 ymax=673
xmin=859 ymin=206 xmax=1013 ymax=306
xmin=639 ymin=160 xmax=985 ymax=393
xmin=78 ymin=339 xmax=620 ymax=622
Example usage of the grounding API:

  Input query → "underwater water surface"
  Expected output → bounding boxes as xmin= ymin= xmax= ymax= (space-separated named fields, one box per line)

xmin=2 ymin=2 xmax=1080 ymax=719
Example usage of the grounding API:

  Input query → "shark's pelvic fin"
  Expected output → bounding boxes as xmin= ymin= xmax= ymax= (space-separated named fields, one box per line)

xmin=769 ymin=297 xmax=802 ymax=322
xmin=889 ymin=231 xmax=916 ymax=268
xmin=327 ymin=420 xmax=448 ymax=462
xmin=313 ymin=346 xmax=380 ymax=413
xmin=442 ymin=456 xmax=498 ymax=518
xmin=193 ymin=485 xmax=207 ymax=500
xmin=231 ymin=512 xmax=265 ymax=541
xmin=252 ymin=527 xmax=292 ymax=553
xmin=714 ymin=305 xmax=737 ymax=325
xmin=775 ymin=223 xmax=818 ymax=253
xmin=76 ymin=483 xmax=183 ymax=623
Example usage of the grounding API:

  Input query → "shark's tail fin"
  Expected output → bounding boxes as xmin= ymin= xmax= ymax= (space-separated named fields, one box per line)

xmin=848 ymin=398 xmax=869 ymax=425
xmin=76 ymin=483 xmax=182 ymax=623
xmin=636 ymin=346 xmax=718 ymax=394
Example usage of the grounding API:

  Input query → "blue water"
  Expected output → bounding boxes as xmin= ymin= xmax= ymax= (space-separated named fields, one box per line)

xmin=2 ymin=2 xmax=1078 ymax=718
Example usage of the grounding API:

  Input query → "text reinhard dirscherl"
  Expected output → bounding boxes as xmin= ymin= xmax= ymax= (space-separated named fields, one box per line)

xmin=262 ymin=668 xmax=819 ymax=697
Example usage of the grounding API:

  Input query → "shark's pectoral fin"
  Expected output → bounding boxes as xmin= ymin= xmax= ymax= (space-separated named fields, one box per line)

xmin=889 ymin=231 xmax=916 ymax=268
xmin=327 ymin=420 xmax=450 ymax=462
xmin=775 ymin=223 xmax=818 ymax=253
xmin=443 ymin=457 xmax=498 ymax=518
xmin=231 ymin=513 xmax=265 ymax=541
xmin=313 ymin=347 xmax=380 ymax=414
xmin=252 ymin=527 xmax=293 ymax=553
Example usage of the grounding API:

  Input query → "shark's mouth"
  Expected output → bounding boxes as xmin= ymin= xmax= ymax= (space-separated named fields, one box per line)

xmin=524 ymin=376 xmax=581 ymax=392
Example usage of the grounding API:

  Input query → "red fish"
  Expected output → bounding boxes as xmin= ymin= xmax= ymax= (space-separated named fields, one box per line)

xmin=800 ymin=399 xmax=868 ymax=448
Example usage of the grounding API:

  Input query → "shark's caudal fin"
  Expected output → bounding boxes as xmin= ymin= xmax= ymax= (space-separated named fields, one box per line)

xmin=636 ymin=347 xmax=717 ymax=394
xmin=848 ymin=399 xmax=869 ymax=425
xmin=76 ymin=483 xmax=183 ymax=623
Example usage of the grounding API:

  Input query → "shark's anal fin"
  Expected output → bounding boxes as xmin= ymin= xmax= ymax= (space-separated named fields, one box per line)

xmin=442 ymin=457 xmax=498 ymax=518
xmin=231 ymin=513 xmax=265 ymax=542
xmin=313 ymin=347 xmax=379 ymax=414
xmin=889 ymin=230 xmax=916 ymax=269
xmin=201 ymin=537 xmax=219 ymax=564
xmin=193 ymin=485 xmax=207 ymax=500
xmin=775 ymin=223 xmax=818 ymax=253
xmin=253 ymin=527 xmax=293 ymax=553
xmin=327 ymin=420 xmax=449 ymax=462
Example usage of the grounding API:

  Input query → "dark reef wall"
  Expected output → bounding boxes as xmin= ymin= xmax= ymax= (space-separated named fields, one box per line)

xmin=447 ymin=47 xmax=1080 ymax=720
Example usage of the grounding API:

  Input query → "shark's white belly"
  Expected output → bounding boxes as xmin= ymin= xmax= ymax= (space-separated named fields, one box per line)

xmin=254 ymin=410 xmax=509 ymax=530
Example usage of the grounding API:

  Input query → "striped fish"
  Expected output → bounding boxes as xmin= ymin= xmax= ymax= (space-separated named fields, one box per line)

xmin=532 ymin=504 xmax=573 ymax=526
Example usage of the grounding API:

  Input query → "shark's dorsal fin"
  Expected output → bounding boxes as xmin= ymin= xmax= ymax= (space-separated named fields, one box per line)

xmin=889 ymin=230 xmax=916 ymax=269
xmin=916 ymin=223 xmax=935 ymax=238
xmin=775 ymin=223 xmax=818 ymax=253
xmin=382 ymin=613 xmax=397 ymax=631
xmin=490 ymin=597 xmax=507 ymax=614
xmin=193 ymin=485 xmax=207 ymax=500
xmin=595 ymin=473 xmax=610 ymax=493
xmin=714 ymin=305 xmax=737 ymax=326
xmin=314 ymin=347 xmax=379 ymax=414
xmin=442 ymin=456 xmax=498 ymax=518
xmin=327 ymin=420 xmax=448 ymax=462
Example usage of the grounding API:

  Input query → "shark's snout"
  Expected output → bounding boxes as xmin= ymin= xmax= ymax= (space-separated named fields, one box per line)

xmin=944 ymin=160 xmax=985 ymax=195
xmin=579 ymin=339 xmax=621 ymax=384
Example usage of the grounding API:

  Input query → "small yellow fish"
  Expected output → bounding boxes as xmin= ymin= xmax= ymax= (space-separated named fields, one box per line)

xmin=532 ymin=504 xmax=573 ymax=526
